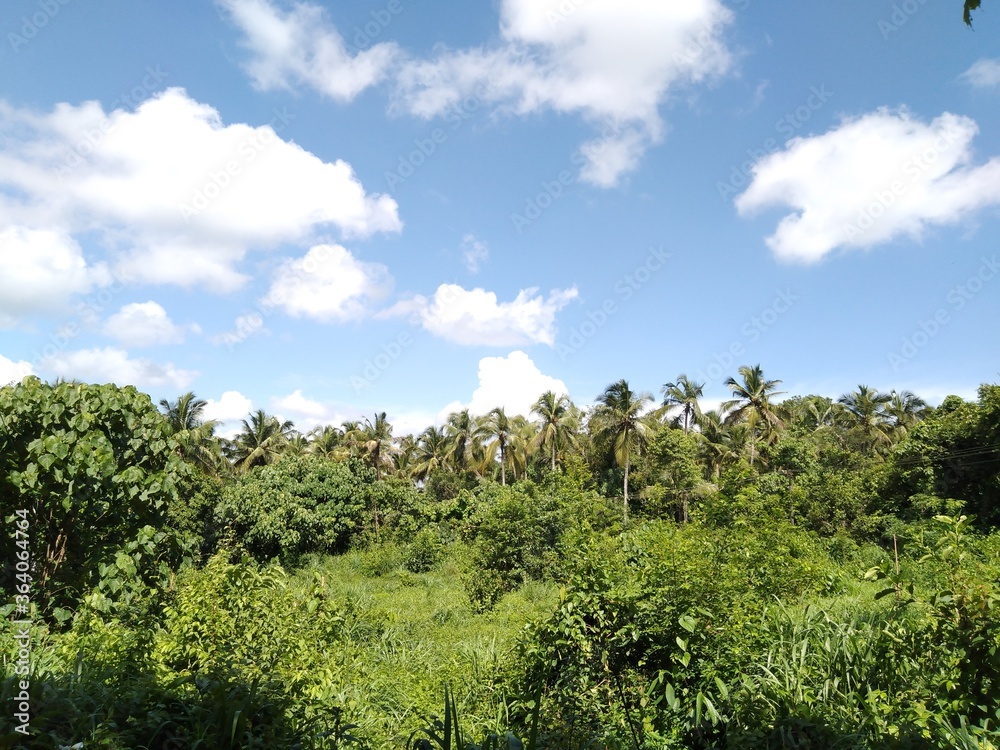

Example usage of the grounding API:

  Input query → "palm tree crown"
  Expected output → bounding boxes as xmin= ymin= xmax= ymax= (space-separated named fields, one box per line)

xmin=531 ymin=391 xmax=578 ymax=472
xmin=159 ymin=392 xmax=222 ymax=475
xmin=226 ymin=409 xmax=295 ymax=473
xmin=661 ymin=375 xmax=704 ymax=434
xmin=361 ymin=412 xmax=397 ymax=480
xmin=722 ymin=364 xmax=785 ymax=465
xmin=838 ymin=385 xmax=893 ymax=454
xmin=482 ymin=407 xmax=513 ymax=486
xmin=590 ymin=379 xmax=653 ymax=518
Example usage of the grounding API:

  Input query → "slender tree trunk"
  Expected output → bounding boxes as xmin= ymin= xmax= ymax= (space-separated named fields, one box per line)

xmin=500 ymin=444 xmax=506 ymax=486
xmin=551 ymin=443 xmax=556 ymax=472
xmin=623 ymin=453 xmax=630 ymax=520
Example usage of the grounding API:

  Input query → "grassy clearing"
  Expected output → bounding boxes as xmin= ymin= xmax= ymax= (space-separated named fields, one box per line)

xmin=285 ymin=544 xmax=559 ymax=746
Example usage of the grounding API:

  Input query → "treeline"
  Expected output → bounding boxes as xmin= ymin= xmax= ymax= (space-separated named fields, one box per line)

xmin=1 ymin=371 xmax=999 ymax=748
xmin=164 ymin=365 xmax=999 ymax=536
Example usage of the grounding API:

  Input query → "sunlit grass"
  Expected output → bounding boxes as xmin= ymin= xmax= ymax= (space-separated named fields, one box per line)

xmin=289 ymin=543 xmax=559 ymax=747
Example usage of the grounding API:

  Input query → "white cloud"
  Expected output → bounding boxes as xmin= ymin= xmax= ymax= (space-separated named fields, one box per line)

xmin=273 ymin=389 xmax=327 ymax=419
xmin=204 ymin=391 xmax=255 ymax=422
xmin=218 ymin=0 xmax=400 ymax=101
xmin=271 ymin=389 xmax=347 ymax=432
xmin=103 ymin=301 xmax=187 ymax=347
xmin=386 ymin=283 xmax=578 ymax=346
xmin=389 ymin=408 xmax=443 ymax=438
xmin=42 ymin=347 xmax=197 ymax=390
xmin=461 ymin=234 xmax=489 ymax=273
xmin=221 ymin=0 xmax=734 ymax=187
xmin=0 ymin=88 xmax=401 ymax=291
xmin=735 ymin=108 xmax=1000 ymax=262
xmin=264 ymin=245 xmax=393 ymax=322
xmin=577 ymin=128 xmax=649 ymax=188
xmin=0 ymin=227 xmax=110 ymax=325
xmin=0 ymin=354 xmax=34 ymax=385
xmin=961 ymin=58 xmax=1000 ymax=88
xmin=462 ymin=351 xmax=568 ymax=418
xmin=203 ymin=391 xmax=255 ymax=437
xmin=391 ymin=0 xmax=734 ymax=186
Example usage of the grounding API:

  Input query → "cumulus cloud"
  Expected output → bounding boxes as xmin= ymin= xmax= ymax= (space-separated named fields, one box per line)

xmin=396 ymin=0 xmax=734 ymax=186
xmin=0 ymin=354 xmax=34 ymax=385
xmin=0 ymin=88 xmax=400 ymax=291
xmin=203 ymin=391 xmax=255 ymax=422
xmin=271 ymin=389 xmax=347 ymax=432
xmin=264 ymin=245 xmax=393 ymax=322
xmin=222 ymin=0 xmax=734 ymax=187
xmin=0 ymin=227 xmax=110 ymax=325
xmin=273 ymin=389 xmax=327 ymax=418
xmin=961 ymin=58 xmax=1000 ymax=88
xmin=218 ymin=0 xmax=400 ymax=101
xmin=385 ymin=283 xmax=578 ymax=346
xmin=735 ymin=108 xmax=1000 ymax=262
xmin=442 ymin=351 xmax=568 ymax=418
xmin=103 ymin=301 xmax=188 ymax=347
xmin=42 ymin=347 xmax=197 ymax=390
xmin=390 ymin=408 xmax=443 ymax=438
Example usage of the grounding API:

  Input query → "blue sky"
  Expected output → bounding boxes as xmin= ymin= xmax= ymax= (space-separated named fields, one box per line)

xmin=0 ymin=0 xmax=998 ymax=436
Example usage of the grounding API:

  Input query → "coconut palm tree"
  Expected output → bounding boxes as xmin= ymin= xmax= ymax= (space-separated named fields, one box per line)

xmin=284 ymin=432 xmax=310 ymax=456
xmin=308 ymin=425 xmax=344 ymax=459
xmin=507 ymin=416 xmax=535 ymax=482
xmin=338 ymin=420 xmax=365 ymax=458
xmin=838 ymin=385 xmax=893 ymax=455
xmin=360 ymin=412 xmax=397 ymax=480
xmin=661 ymin=375 xmax=704 ymax=434
xmin=159 ymin=392 xmax=222 ymax=475
xmin=886 ymin=390 xmax=928 ymax=438
xmin=395 ymin=434 xmax=417 ymax=478
xmin=226 ymin=409 xmax=295 ymax=473
xmin=481 ymin=407 xmax=514 ymax=485
xmin=160 ymin=392 xmax=210 ymax=432
xmin=411 ymin=425 xmax=450 ymax=481
xmin=445 ymin=409 xmax=477 ymax=471
xmin=696 ymin=410 xmax=727 ymax=480
xmin=590 ymin=379 xmax=653 ymax=518
xmin=530 ymin=391 xmax=579 ymax=472
xmin=722 ymin=365 xmax=786 ymax=466
xmin=788 ymin=395 xmax=842 ymax=434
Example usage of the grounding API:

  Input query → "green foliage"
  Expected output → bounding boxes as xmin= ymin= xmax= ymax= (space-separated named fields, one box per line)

xmin=7 ymin=377 xmax=1000 ymax=748
xmin=965 ymin=0 xmax=983 ymax=25
xmin=425 ymin=469 xmax=480 ymax=503
xmin=404 ymin=528 xmax=447 ymax=573
xmin=171 ymin=468 xmax=226 ymax=555
xmin=638 ymin=428 xmax=703 ymax=521
xmin=461 ymin=478 xmax=611 ymax=612
xmin=0 ymin=379 xmax=189 ymax=617
xmin=885 ymin=385 xmax=1000 ymax=526
xmin=215 ymin=455 xmax=368 ymax=564
xmin=407 ymin=687 xmax=529 ymax=750
xmin=512 ymin=520 xmax=831 ymax=748
xmin=358 ymin=542 xmax=407 ymax=577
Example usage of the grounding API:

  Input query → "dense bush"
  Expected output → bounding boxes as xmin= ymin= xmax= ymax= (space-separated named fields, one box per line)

xmin=214 ymin=455 xmax=368 ymax=564
xmin=510 ymin=519 xmax=835 ymax=748
xmin=0 ymin=379 xmax=189 ymax=618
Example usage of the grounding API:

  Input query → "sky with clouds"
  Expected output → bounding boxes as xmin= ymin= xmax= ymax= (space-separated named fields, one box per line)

xmin=0 ymin=0 xmax=998 ymax=436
